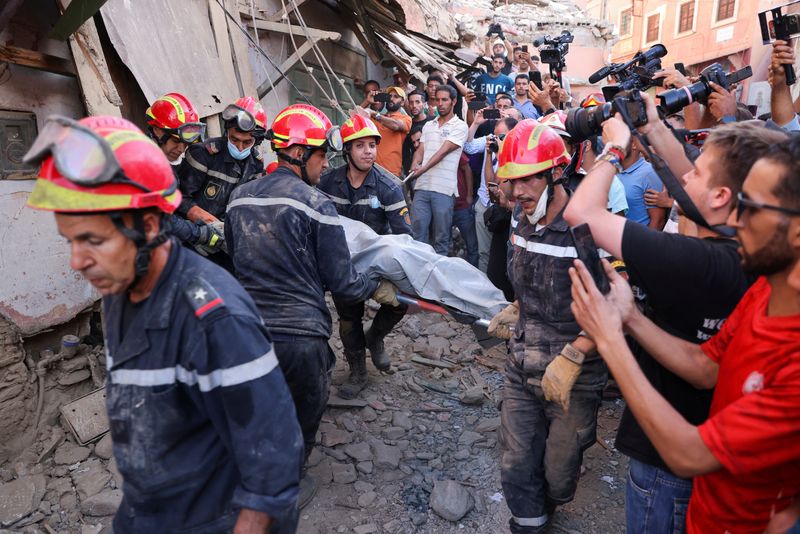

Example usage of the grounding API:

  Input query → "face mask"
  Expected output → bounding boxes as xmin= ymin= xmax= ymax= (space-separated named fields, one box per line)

xmin=526 ymin=186 xmax=549 ymax=226
xmin=228 ymin=140 xmax=252 ymax=160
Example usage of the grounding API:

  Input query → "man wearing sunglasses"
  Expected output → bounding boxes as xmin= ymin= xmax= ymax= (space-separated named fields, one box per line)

xmin=564 ymin=89 xmax=792 ymax=533
xmin=24 ymin=115 xmax=303 ymax=534
xmin=225 ymin=104 xmax=400 ymax=509
xmin=177 ymin=96 xmax=266 ymax=228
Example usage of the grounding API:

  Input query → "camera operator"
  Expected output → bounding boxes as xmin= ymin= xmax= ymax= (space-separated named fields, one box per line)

xmin=463 ymin=110 xmax=518 ymax=272
xmin=769 ymin=40 xmax=800 ymax=131
xmin=484 ymin=23 xmax=514 ymax=75
xmin=563 ymin=91 xmax=789 ymax=534
xmin=569 ymin=128 xmax=800 ymax=534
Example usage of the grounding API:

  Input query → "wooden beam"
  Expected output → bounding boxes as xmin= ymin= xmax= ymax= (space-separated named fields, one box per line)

xmin=264 ymin=0 xmax=308 ymax=22
xmin=245 ymin=19 xmax=340 ymax=41
xmin=256 ymin=38 xmax=317 ymax=98
xmin=0 ymin=45 xmax=76 ymax=77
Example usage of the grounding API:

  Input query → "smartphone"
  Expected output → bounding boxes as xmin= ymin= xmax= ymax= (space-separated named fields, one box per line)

xmin=483 ymin=108 xmax=501 ymax=120
xmin=374 ymin=92 xmax=390 ymax=103
xmin=522 ymin=45 xmax=528 ymax=52
xmin=674 ymin=62 xmax=686 ymax=76
xmin=468 ymin=100 xmax=488 ymax=111
xmin=570 ymin=224 xmax=610 ymax=294
xmin=530 ymin=71 xmax=543 ymax=90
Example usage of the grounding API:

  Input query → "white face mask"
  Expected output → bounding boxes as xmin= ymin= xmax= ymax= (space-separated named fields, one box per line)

xmin=526 ymin=186 xmax=549 ymax=226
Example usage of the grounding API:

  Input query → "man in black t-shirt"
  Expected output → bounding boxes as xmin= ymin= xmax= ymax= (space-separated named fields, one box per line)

xmin=563 ymin=95 xmax=789 ymax=534
xmin=403 ymin=90 xmax=433 ymax=174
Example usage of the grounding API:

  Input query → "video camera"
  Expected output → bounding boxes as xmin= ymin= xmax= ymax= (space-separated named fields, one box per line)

xmin=533 ymin=30 xmax=573 ymax=84
xmin=589 ymin=44 xmax=667 ymax=99
xmin=565 ymin=90 xmax=648 ymax=141
xmin=658 ymin=63 xmax=753 ymax=115
xmin=759 ymin=1 xmax=800 ymax=85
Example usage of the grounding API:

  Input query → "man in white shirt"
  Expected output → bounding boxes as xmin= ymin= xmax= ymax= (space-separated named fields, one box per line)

xmin=410 ymin=85 xmax=469 ymax=255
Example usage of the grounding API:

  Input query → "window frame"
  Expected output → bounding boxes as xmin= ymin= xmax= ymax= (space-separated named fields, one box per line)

xmin=675 ymin=0 xmax=697 ymax=37
xmin=618 ymin=7 xmax=633 ymax=38
xmin=642 ymin=6 xmax=666 ymax=47
xmin=711 ymin=0 xmax=738 ymax=28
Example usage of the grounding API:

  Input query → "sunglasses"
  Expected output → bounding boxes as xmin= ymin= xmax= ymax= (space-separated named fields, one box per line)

xmin=736 ymin=191 xmax=800 ymax=220
xmin=23 ymin=115 xmax=167 ymax=194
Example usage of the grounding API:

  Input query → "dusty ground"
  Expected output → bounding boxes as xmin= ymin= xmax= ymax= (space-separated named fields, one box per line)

xmin=0 ymin=305 xmax=627 ymax=534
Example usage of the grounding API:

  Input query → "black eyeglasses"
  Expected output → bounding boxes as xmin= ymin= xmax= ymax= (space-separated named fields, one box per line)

xmin=736 ymin=191 xmax=800 ymax=220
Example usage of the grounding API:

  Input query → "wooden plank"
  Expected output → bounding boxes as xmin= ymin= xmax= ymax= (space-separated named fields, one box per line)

xmin=223 ymin=0 xmax=258 ymax=97
xmin=411 ymin=356 xmax=456 ymax=370
xmin=246 ymin=19 xmax=340 ymax=41
xmin=0 ymin=45 xmax=76 ymax=77
xmin=55 ymin=0 xmax=121 ymax=116
xmin=208 ymin=0 xmax=239 ymax=98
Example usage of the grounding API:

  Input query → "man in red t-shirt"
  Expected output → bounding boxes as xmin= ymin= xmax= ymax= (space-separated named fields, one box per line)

xmin=568 ymin=134 xmax=800 ymax=533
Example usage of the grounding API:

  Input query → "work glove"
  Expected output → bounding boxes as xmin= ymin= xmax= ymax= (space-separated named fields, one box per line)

xmin=373 ymin=280 xmax=400 ymax=307
xmin=542 ymin=343 xmax=585 ymax=412
xmin=487 ymin=302 xmax=518 ymax=340
xmin=194 ymin=220 xmax=226 ymax=256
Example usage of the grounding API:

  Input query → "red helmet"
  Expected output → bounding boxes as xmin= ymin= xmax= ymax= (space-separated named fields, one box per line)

xmin=25 ymin=115 xmax=180 ymax=214
xmin=268 ymin=104 xmax=341 ymax=150
xmin=223 ymin=96 xmax=267 ymax=134
xmin=538 ymin=110 xmax=570 ymax=138
xmin=341 ymin=115 xmax=381 ymax=144
xmin=265 ymin=160 xmax=279 ymax=174
xmin=145 ymin=93 xmax=205 ymax=144
xmin=581 ymin=92 xmax=606 ymax=108
xmin=496 ymin=119 xmax=570 ymax=181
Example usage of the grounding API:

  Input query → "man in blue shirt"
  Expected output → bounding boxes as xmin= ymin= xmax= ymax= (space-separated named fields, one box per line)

xmin=617 ymin=145 xmax=668 ymax=229
xmin=511 ymin=74 xmax=541 ymax=120
xmin=476 ymin=55 xmax=514 ymax=104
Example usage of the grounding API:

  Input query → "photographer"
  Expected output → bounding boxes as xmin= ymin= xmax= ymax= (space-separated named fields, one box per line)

xmin=568 ymin=131 xmax=800 ymax=534
xmin=563 ymin=91 xmax=788 ymax=534
xmin=364 ymin=86 xmax=412 ymax=177
xmin=483 ymin=23 xmax=514 ymax=75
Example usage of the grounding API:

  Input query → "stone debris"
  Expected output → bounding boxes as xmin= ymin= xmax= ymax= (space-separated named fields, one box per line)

xmin=93 ymin=434 xmax=113 ymax=460
xmin=429 ymin=479 xmax=474 ymax=522
xmin=0 ymin=476 xmax=44 ymax=527
xmin=53 ymin=442 xmax=90 ymax=466
xmin=81 ymin=489 xmax=122 ymax=516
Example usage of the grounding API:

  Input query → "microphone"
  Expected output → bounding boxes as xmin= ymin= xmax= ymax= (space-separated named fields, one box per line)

xmin=589 ymin=66 xmax=613 ymax=84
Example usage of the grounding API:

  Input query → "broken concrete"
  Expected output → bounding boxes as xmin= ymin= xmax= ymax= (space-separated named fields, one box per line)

xmin=430 ymin=479 xmax=474 ymax=522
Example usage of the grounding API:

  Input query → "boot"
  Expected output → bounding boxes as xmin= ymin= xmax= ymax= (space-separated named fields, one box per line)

xmin=364 ymin=328 xmax=391 ymax=371
xmin=338 ymin=350 xmax=367 ymax=399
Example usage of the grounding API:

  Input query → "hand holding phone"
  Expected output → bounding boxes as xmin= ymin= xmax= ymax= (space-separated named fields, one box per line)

xmin=483 ymin=108 xmax=501 ymax=120
xmin=570 ymin=224 xmax=610 ymax=294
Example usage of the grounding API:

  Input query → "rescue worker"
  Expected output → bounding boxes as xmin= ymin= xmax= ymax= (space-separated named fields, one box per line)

xmin=317 ymin=115 xmax=412 ymax=399
xmin=225 ymin=104 xmax=399 ymax=507
xmin=144 ymin=92 xmax=225 ymax=254
xmin=487 ymin=120 xmax=606 ymax=533
xmin=24 ymin=115 xmax=303 ymax=533
xmin=177 ymin=95 xmax=266 ymax=224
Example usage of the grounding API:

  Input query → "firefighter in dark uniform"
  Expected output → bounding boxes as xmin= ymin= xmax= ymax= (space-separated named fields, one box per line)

xmin=24 ymin=115 xmax=303 ymax=534
xmin=226 ymin=104 xmax=399 ymax=508
xmin=177 ymin=96 xmax=266 ymax=225
xmin=317 ymin=115 xmax=412 ymax=398
xmin=144 ymin=92 xmax=225 ymax=253
xmin=487 ymin=121 xmax=607 ymax=533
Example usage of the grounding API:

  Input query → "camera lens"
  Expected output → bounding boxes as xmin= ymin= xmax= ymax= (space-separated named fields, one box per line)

xmin=565 ymin=104 xmax=612 ymax=141
xmin=658 ymin=80 xmax=709 ymax=115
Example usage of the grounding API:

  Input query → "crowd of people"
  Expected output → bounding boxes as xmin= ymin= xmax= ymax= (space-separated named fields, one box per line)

xmin=17 ymin=22 xmax=800 ymax=534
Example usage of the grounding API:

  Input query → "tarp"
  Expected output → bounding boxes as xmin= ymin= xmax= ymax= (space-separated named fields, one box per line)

xmin=340 ymin=217 xmax=510 ymax=321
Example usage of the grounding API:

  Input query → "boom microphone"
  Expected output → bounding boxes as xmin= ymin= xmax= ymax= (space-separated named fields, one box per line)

xmin=589 ymin=65 xmax=613 ymax=84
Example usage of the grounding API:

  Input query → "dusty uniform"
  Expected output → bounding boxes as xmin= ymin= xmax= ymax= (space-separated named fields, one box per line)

xmin=104 ymin=241 xmax=302 ymax=534
xmin=500 ymin=205 xmax=607 ymax=533
xmin=176 ymin=137 xmax=263 ymax=221
xmin=225 ymin=166 xmax=379 ymax=457
xmin=318 ymin=165 xmax=411 ymax=355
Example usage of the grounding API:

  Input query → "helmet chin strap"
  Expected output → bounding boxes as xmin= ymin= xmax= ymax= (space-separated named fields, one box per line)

xmin=110 ymin=212 xmax=168 ymax=292
xmin=343 ymin=145 xmax=372 ymax=173
xmin=276 ymin=146 xmax=316 ymax=184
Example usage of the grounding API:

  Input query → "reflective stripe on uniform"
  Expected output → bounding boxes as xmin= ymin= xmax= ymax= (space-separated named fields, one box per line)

xmin=324 ymin=194 xmax=406 ymax=212
xmin=185 ymin=151 xmax=240 ymax=184
xmin=511 ymin=234 xmax=611 ymax=258
xmin=227 ymin=196 xmax=342 ymax=226
xmin=512 ymin=514 xmax=549 ymax=527
xmin=109 ymin=349 xmax=279 ymax=392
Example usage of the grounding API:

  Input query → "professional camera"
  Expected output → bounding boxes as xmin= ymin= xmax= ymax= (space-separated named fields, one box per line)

xmin=759 ymin=1 xmax=800 ymax=85
xmin=658 ymin=63 xmax=753 ymax=115
xmin=589 ymin=44 xmax=667 ymax=99
xmin=565 ymin=90 xmax=648 ymax=141
xmin=534 ymin=30 xmax=573 ymax=69
xmin=487 ymin=133 xmax=506 ymax=153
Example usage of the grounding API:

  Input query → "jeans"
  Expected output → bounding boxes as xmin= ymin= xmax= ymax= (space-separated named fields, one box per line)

xmin=452 ymin=206 xmax=480 ymax=267
xmin=625 ymin=458 xmax=692 ymax=534
xmin=271 ymin=336 xmax=335 ymax=462
xmin=474 ymin=200 xmax=492 ymax=272
xmin=411 ymin=189 xmax=454 ymax=255
xmin=499 ymin=360 xmax=603 ymax=533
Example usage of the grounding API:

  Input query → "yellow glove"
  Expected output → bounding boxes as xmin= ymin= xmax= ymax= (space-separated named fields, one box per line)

xmin=372 ymin=280 xmax=400 ymax=306
xmin=542 ymin=343 xmax=585 ymax=412
xmin=487 ymin=302 xmax=519 ymax=340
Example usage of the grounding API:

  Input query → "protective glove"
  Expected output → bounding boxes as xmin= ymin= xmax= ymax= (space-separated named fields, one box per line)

xmin=372 ymin=280 xmax=400 ymax=307
xmin=542 ymin=343 xmax=585 ymax=412
xmin=487 ymin=302 xmax=518 ymax=340
xmin=194 ymin=220 xmax=226 ymax=256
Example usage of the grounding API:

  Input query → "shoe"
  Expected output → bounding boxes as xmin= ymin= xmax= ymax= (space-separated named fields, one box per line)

xmin=298 ymin=474 xmax=318 ymax=510
xmin=338 ymin=350 xmax=367 ymax=399
xmin=365 ymin=329 xmax=391 ymax=371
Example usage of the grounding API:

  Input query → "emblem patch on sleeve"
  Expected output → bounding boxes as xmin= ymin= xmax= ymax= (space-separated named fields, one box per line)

xmin=400 ymin=207 xmax=411 ymax=226
xmin=204 ymin=182 xmax=220 ymax=199
xmin=185 ymin=278 xmax=225 ymax=318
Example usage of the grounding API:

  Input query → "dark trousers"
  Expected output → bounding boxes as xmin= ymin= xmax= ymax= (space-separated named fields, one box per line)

xmin=271 ymin=336 xmax=334 ymax=461
xmin=499 ymin=360 xmax=603 ymax=533
xmin=333 ymin=297 xmax=407 ymax=354
xmin=488 ymin=230 xmax=514 ymax=302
